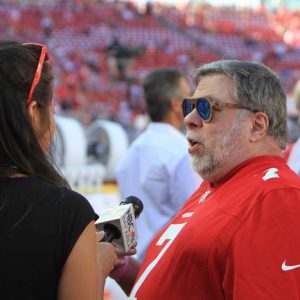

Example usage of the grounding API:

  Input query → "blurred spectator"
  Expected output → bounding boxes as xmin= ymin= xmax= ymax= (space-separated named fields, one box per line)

xmin=105 ymin=37 xmax=132 ymax=80
xmin=41 ymin=13 xmax=54 ymax=39
xmin=126 ymin=77 xmax=144 ymax=114
xmin=105 ymin=37 xmax=145 ymax=81
xmin=9 ymin=8 xmax=21 ymax=35
xmin=145 ymin=1 xmax=153 ymax=15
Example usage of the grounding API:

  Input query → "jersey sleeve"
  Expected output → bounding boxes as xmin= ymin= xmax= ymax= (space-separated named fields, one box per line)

xmin=56 ymin=189 xmax=98 ymax=267
xmin=223 ymin=188 xmax=300 ymax=299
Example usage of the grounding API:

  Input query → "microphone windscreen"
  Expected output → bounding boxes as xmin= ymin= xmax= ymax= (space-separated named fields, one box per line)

xmin=120 ymin=196 xmax=144 ymax=218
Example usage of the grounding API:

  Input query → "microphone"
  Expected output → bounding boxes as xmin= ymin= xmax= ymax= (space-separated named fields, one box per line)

xmin=120 ymin=195 xmax=144 ymax=219
xmin=96 ymin=196 xmax=143 ymax=251
xmin=103 ymin=196 xmax=143 ymax=242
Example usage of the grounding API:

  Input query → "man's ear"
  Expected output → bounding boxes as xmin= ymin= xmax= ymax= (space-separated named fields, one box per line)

xmin=27 ymin=100 xmax=40 ymax=130
xmin=249 ymin=112 xmax=269 ymax=143
xmin=170 ymin=98 xmax=182 ymax=113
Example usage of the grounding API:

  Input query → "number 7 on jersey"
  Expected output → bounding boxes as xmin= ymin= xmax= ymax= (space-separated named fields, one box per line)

xmin=130 ymin=222 xmax=187 ymax=297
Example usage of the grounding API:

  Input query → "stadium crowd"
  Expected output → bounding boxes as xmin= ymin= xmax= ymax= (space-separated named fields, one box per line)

xmin=1 ymin=0 xmax=300 ymax=130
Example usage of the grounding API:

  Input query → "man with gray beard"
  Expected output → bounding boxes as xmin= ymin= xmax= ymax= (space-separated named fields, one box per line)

xmin=111 ymin=60 xmax=300 ymax=300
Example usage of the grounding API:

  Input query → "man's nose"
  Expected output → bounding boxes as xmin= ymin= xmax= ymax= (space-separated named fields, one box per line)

xmin=184 ymin=108 xmax=203 ymax=129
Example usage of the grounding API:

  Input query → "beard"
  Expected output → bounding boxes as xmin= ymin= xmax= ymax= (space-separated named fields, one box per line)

xmin=187 ymin=112 xmax=247 ymax=179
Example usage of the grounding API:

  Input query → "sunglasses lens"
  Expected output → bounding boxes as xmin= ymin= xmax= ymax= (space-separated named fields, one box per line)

xmin=182 ymin=99 xmax=194 ymax=117
xmin=197 ymin=98 xmax=211 ymax=121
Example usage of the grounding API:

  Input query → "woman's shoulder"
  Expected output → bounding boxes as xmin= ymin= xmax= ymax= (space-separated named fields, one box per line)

xmin=13 ymin=176 xmax=94 ymax=212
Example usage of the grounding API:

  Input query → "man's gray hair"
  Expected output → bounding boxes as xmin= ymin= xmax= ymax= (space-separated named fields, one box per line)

xmin=193 ymin=60 xmax=287 ymax=149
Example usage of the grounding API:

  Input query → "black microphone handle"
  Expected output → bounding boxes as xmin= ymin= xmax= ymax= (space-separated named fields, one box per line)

xmin=102 ymin=231 xmax=115 ymax=243
xmin=102 ymin=223 xmax=121 ymax=242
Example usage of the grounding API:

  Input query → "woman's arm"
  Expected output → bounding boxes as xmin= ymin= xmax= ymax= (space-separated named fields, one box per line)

xmin=57 ymin=222 xmax=117 ymax=300
xmin=96 ymin=231 xmax=119 ymax=294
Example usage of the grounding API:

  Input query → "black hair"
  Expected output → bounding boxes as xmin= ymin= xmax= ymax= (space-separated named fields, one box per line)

xmin=0 ymin=40 xmax=69 ymax=187
xmin=143 ymin=68 xmax=183 ymax=122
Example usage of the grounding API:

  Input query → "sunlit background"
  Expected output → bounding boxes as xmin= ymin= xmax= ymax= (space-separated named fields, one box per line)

xmin=1 ymin=0 xmax=300 ymax=130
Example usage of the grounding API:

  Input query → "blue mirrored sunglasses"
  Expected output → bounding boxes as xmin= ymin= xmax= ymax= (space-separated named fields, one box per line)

xmin=182 ymin=96 xmax=254 ymax=123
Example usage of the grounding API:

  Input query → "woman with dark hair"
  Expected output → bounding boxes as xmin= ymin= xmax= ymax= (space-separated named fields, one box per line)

xmin=0 ymin=41 xmax=118 ymax=300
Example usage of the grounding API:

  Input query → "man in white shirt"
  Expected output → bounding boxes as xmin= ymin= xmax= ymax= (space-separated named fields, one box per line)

xmin=116 ymin=68 xmax=201 ymax=261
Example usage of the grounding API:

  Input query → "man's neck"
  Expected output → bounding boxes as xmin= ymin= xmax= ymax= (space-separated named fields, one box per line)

xmin=162 ymin=114 xmax=181 ymax=130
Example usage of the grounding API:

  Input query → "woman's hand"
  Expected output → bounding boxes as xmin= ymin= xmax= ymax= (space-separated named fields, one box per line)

xmin=114 ymin=241 xmax=137 ymax=267
xmin=96 ymin=231 xmax=118 ymax=279
xmin=109 ymin=241 xmax=137 ymax=280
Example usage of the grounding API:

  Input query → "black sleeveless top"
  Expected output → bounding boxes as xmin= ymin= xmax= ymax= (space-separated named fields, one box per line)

xmin=0 ymin=176 xmax=98 ymax=299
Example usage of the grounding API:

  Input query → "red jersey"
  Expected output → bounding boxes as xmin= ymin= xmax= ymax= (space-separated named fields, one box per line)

xmin=130 ymin=156 xmax=300 ymax=300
